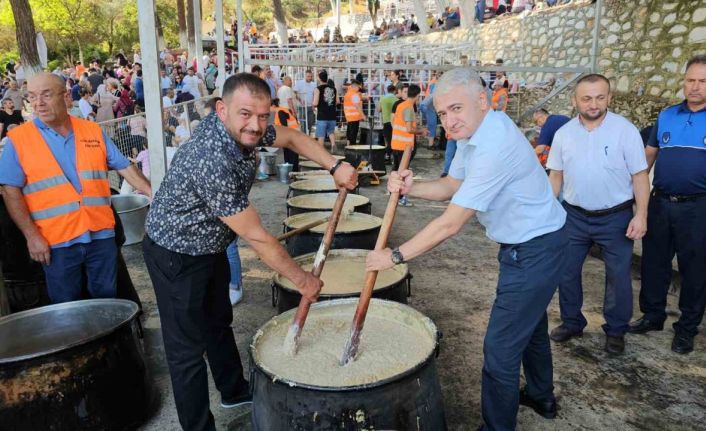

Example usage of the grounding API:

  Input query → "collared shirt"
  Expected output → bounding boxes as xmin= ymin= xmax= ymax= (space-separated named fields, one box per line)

xmin=547 ymin=112 xmax=647 ymax=210
xmin=648 ymin=101 xmax=706 ymax=195
xmin=293 ymin=80 xmax=317 ymax=107
xmin=145 ymin=113 xmax=277 ymax=256
xmin=0 ymin=117 xmax=130 ymax=248
xmin=449 ymin=110 xmax=566 ymax=244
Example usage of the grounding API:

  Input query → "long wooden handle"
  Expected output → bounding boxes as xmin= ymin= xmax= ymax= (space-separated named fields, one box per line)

xmin=276 ymin=216 xmax=330 ymax=242
xmin=340 ymin=145 xmax=413 ymax=365
xmin=284 ymin=188 xmax=349 ymax=354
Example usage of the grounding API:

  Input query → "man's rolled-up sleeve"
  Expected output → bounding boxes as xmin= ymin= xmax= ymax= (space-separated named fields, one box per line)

xmin=0 ymin=139 xmax=27 ymax=187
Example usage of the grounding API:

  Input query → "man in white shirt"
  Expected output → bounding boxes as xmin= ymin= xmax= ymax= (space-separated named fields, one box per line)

xmin=163 ymin=88 xmax=175 ymax=108
xmin=182 ymin=67 xmax=201 ymax=99
xmin=294 ymin=70 xmax=317 ymax=135
xmin=277 ymin=76 xmax=297 ymax=115
xmin=547 ymin=74 xmax=650 ymax=355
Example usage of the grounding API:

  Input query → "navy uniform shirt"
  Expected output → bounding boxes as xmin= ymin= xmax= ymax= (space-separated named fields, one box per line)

xmin=648 ymin=101 xmax=706 ymax=195
xmin=145 ymin=113 xmax=276 ymax=256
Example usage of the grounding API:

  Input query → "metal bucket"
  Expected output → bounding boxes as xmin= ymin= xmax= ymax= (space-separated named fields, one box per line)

xmin=0 ymin=299 xmax=156 ymax=430
xmin=259 ymin=153 xmax=278 ymax=176
xmin=110 ymin=195 xmax=150 ymax=246
xmin=277 ymin=163 xmax=293 ymax=183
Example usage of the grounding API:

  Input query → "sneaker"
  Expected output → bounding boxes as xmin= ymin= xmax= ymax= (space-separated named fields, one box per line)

xmin=229 ymin=284 xmax=243 ymax=305
xmin=221 ymin=390 xmax=252 ymax=408
xmin=256 ymin=172 xmax=268 ymax=181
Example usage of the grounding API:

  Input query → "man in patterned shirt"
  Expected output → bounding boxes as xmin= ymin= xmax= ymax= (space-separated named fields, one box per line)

xmin=142 ymin=73 xmax=357 ymax=431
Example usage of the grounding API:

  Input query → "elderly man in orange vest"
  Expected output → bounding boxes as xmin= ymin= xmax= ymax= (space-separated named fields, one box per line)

xmin=0 ymin=73 xmax=151 ymax=304
xmin=343 ymin=79 xmax=365 ymax=146
xmin=390 ymin=83 xmax=426 ymax=206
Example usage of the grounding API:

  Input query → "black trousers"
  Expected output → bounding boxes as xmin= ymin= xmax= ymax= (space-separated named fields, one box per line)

xmin=142 ymin=236 xmax=247 ymax=431
xmin=392 ymin=146 xmax=416 ymax=171
xmin=382 ymin=122 xmax=393 ymax=157
xmin=284 ymin=148 xmax=299 ymax=171
xmin=640 ymin=193 xmax=706 ymax=337
xmin=346 ymin=120 xmax=359 ymax=146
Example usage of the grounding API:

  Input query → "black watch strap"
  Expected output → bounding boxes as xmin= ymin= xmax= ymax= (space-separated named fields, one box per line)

xmin=391 ymin=247 xmax=405 ymax=264
xmin=329 ymin=159 xmax=343 ymax=175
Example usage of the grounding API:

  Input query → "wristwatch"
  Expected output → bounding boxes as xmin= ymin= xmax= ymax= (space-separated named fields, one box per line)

xmin=391 ymin=247 xmax=405 ymax=265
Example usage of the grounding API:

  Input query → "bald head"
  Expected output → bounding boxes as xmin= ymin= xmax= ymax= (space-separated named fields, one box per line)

xmin=27 ymin=72 xmax=71 ymax=128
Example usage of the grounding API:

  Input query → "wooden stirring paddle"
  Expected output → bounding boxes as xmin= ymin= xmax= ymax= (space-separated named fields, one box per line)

xmin=339 ymin=145 xmax=413 ymax=366
xmin=283 ymin=188 xmax=349 ymax=355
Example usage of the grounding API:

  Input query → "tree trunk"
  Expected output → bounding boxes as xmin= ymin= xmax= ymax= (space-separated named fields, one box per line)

xmin=156 ymin=13 xmax=166 ymax=50
xmin=187 ymin=0 xmax=196 ymax=58
xmin=8 ymin=0 xmax=43 ymax=79
xmin=272 ymin=0 xmax=288 ymax=45
xmin=177 ymin=0 xmax=188 ymax=49
xmin=459 ymin=1 xmax=475 ymax=29
xmin=329 ymin=0 xmax=336 ymax=15
xmin=412 ymin=0 xmax=429 ymax=34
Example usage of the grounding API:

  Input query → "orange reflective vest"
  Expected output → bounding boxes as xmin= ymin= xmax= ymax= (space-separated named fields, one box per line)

xmin=492 ymin=88 xmax=509 ymax=112
xmin=390 ymin=99 xmax=416 ymax=151
xmin=343 ymin=88 xmax=363 ymax=122
xmin=273 ymin=106 xmax=299 ymax=129
xmin=9 ymin=118 xmax=114 ymax=246
xmin=425 ymin=78 xmax=437 ymax=96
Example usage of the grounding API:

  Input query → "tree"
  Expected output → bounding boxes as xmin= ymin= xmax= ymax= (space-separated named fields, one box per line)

xmin=8 ymin=0 xmax=43 ymax=78
xmin=177 ymin=0 xmax=188 ymax=49
xmin=187 ymin=0 xmax=196 ymax=57
xmin=272 ymin=0 xmax=288 ymax=45
xmin=33 ymin=0 xmax=102 ymax=64
xmin=367 ymin=0 xmax=379 ymax=28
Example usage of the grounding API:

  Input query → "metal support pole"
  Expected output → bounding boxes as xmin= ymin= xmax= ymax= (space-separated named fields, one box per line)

xmin=336 ymin=0 xmax=341 ymax=30
xmin=237 ymin=0 xmax=244 ymax=72
xmin=215 ymin=0 xmax=227 ymax=88
xmin=193 ymin=0 xmax=204 ymax=74
xmin=590 ymin=0 xmax=603 ymax=73
xmin=137 ymin=0 xmax=167 ymax=191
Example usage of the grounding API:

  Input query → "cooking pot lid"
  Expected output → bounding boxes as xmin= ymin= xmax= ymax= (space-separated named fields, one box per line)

xmin=287 ymin=193 xmax=369 ymax=210
xmin=289 ymin=178 xmax=337 ymax=191
xmin=284 ymin=211 xmax=382 ymax=233
xmin=0 ymin=299 xmax=139 ymax=364
xmin=345 ymin=145 xmax=386 ymax=150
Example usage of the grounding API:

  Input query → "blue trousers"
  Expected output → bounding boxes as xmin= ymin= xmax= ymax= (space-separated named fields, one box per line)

xmin=226 ymin=240 xmax=242 ymax=288
xmin=558 ymin=204 xmax=634 ymax=336
xmin=481 ymin=227 xmax=568 ymax=431
xmin=476 ymin=0 xmax=486 ymax=23
xmin=420 ymin=102 xmax=437 ymax=138
xmin=443 ymin=139 xmax=457 ymax=175
xmin=640 ymin=193 xmax=706 ymax=337
xmin=42 ymin=238 xmax=118 ymax=303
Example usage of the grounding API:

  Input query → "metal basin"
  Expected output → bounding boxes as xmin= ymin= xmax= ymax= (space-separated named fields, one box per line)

xmin=111 ymin=194 xmax=150 ymax=246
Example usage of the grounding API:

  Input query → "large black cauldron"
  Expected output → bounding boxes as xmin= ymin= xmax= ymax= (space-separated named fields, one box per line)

xmin=0 ymin=299 xmax=155 ymax=430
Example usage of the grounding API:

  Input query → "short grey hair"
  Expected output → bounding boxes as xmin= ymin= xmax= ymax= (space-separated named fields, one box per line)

xmin=434 ymin=67 xmax=484 ymax=98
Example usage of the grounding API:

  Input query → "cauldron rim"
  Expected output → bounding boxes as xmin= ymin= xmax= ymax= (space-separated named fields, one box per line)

xmin=284 ymin=211 xmax=382 ymax=234
xmin=250 ymin=298 xmax=439 ymax=392
xmin=272 ymin=249 xmax=408 ymax=296
xmin=286 ymin=193 xmax=370 ymax=210
xmin=0 ymin=299 xmax=140 ymax=365
xmin=344 ymin=144 xmax=386 ymax=150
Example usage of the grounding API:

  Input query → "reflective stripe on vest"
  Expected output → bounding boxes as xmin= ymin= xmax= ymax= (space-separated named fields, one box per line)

xmin=390 ymin=99 xmax=416 ymax=151
xmin=8 ymin=117 xmax=115 ymax=246
xmin=273 ymin=107 xmax=299 ymax=129
xmin=23 ymin=175 xmax=70 ymax=194
xmin=343 ymin=89 xmax=363 ymax=122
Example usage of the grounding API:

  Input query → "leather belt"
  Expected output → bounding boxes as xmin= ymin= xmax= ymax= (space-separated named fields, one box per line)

xmin=653 ymin=188 xmax=706 ymax=203
xmin=563 ymin=200 xmax=634 ymax=217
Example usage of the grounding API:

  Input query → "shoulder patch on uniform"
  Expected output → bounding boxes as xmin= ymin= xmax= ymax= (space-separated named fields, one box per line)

xmin=662 ymin=132 xmax=670 ymax=144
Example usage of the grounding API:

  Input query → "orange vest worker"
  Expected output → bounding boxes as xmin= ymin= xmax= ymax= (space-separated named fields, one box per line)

xmin=390 ymin=99 xmax=416 ymax=151
xmin=9 ymin=117 xmax=114 ymax=246
xmin=343 ymin=87 xmax=363 ymax=122
xmin=273 ymin=106 xmax=300 ymax=129
xmin=492 ymin=87 xmax=509 ymax=112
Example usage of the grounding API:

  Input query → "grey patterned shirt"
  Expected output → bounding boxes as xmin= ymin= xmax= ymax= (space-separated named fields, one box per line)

xmin=145 ymin=112 xmax=276 ymax=255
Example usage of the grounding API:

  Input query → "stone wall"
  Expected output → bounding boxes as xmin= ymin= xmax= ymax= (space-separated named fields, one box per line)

xmin=392 ymin=0 xmax=706 ymax=126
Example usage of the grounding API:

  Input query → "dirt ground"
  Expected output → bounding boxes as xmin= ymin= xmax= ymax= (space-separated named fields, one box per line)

xmin=132 ymin=147 xmax=706 ymax=431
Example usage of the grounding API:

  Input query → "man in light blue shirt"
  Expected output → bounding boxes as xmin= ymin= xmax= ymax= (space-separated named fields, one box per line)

xmin=366 ymin=68 xmax=567 ymax=431
xmin=547 ymin=74 xmax=649 ymax=355
xmin=0 ymin=73 xmax=151 ymax=303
